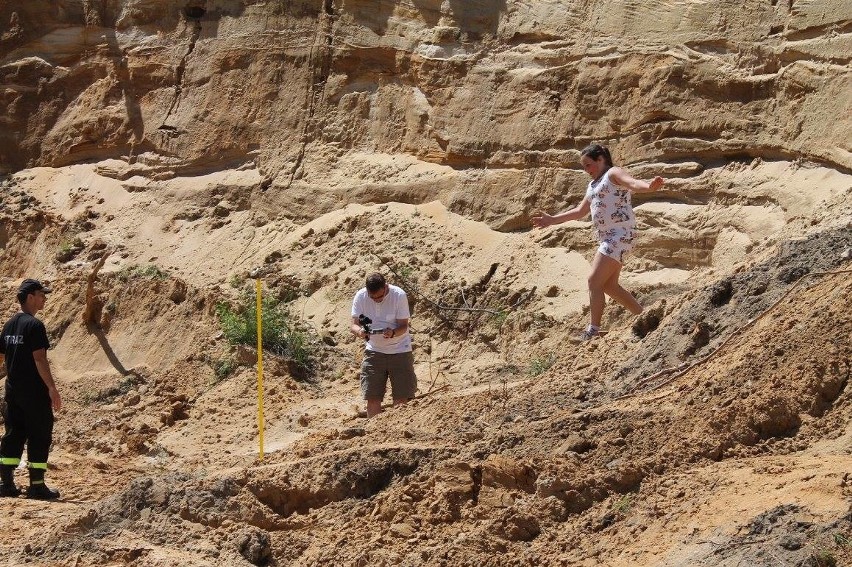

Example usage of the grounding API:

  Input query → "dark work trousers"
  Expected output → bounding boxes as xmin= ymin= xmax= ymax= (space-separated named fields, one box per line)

xmin=0 ymin=395 xmax=54 ymax=465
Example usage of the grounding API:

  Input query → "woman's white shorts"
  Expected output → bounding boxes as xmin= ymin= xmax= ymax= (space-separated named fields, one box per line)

xmin=597 ymin=228 xmax=635 ymax=264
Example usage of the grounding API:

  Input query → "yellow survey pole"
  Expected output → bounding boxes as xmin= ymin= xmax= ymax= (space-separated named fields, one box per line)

xmin=256 ymin=279 xmax=265 ymax=460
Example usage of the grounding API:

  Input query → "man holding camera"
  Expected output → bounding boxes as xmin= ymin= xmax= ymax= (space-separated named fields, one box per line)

xmin=350 ymin=273 xmax=416 ymax=418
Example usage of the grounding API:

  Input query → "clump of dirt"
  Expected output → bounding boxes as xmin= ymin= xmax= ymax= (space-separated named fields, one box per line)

xmin=616 ymin=226 xmax=852 ymax=388
xmin=681 ymin=504 xmax=852 ymax=567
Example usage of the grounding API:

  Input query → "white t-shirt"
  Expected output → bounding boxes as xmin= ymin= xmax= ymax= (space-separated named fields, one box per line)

xmin=351 ymin=285 xmax=412 ymax=354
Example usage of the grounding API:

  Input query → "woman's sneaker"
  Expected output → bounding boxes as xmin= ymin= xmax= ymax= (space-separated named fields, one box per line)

xmin=572 ymin=326 xmax=602 ymax=343
xmin=579 ymin=328 xmax=599 ymax=341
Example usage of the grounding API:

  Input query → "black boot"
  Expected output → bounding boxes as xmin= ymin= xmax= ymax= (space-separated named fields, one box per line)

xmin=26 ymin=467 xmax=59 ymax=500
xmin=0 ymin=464 xmax=20 ymax=497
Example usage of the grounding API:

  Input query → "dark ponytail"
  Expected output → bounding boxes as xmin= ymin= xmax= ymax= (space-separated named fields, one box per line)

xmin=580 ymin=144 xmax=613 ymax=168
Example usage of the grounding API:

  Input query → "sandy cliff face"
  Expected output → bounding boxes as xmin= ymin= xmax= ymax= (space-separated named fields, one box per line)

xmin=0 ymin=2 xmax=850 ymax=567
xmin=2 ymin=1 xmax=850 ymax=218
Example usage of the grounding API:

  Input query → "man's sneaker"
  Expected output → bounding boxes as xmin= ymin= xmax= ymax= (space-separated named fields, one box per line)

xmin=0 ymin=484 xmax=21 ymax=498
xmin=26 ymin=483 xmax=60 ymax=500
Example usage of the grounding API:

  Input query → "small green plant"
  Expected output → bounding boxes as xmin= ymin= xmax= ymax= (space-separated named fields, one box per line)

xmin=612 ymin=494 xmax=634 ymax=515
xmin=116 ymin=373 xmax=142 ymax=395
xmin=59 ymin=238 xmax=80 ymax=253
xmin=56 ymin=236 xmax=84 ymax=262
xmin=834 ymin=533 xmax=851 ymax=548
xmin=489 ymin=309 xmax=509 ymax=329
xmin=80 ymin=389 xmax=97 ymax=405
xmin=396 ymin=263 xmax=415 ymax=282
xmin=229 ymin=273 xmax=246 ymax=288
xmin=528 ymin=354 xmax=555 ymax=377
xmin=140 ymin=265 xmax=169 ymax=279
xmin=216 ymin=290 xmax=314 ymax=378
xmin=210 ymin=356 xmax=238 ymax=383
xmin=82 ymin=373 xmax=143 ymax=404
xmin=277 ymin=283 xmax=302 ymax=303
xmin=117 ymin=264 xmax=170 ymax=282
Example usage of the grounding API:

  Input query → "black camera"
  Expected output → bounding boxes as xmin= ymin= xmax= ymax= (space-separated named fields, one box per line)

xmin=358 ymin=314 xmax=385 ymax=335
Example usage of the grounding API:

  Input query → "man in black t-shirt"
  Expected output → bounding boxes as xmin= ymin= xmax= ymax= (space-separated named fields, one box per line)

xmin=0 ymin=279 xmax=62 ymax=500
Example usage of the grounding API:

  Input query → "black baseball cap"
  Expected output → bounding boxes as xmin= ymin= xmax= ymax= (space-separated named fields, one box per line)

xmin=17 ymin=278 xmax=52 ymax=298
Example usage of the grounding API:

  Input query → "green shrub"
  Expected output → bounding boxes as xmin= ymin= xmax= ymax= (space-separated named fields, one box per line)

xmin=396 ymin=263 xmax=416 ymax=282
xmin=528 ymin=354 xmax=556 ymax=377
xmin=210 ymin=356 xmax=238 ymax=383
xmin=277 ymin=283 xmax=302 ymax=303
xmin=216 ymin=291 xmax=314 ymax=378
xmin=229 ymin=273 xmax=247 ymax=288
xmin=81 ymin=373 xmax=143 ymax=404
xmin=56 ymin=236 xmax=84 ymax=262
xmin=489 ymin=309 xmax=509 ymax=329
xmin=612 ymin=494 xmax=634 ymax=515
xmin=117 ymin=264 xmax=170 ymax=282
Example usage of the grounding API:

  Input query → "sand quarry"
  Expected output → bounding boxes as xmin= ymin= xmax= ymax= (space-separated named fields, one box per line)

xmin=1 ymin=1 xmax=851 ymax=566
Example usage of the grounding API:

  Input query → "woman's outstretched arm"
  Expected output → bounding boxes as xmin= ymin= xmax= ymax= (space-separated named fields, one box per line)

xmin=610 ymin=167 xmax=664 ymax=193
xmin=531 ymin=196 xmax=591 ymax=228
